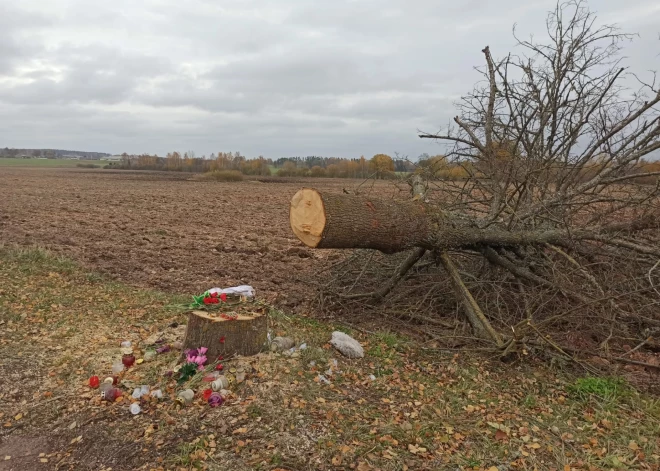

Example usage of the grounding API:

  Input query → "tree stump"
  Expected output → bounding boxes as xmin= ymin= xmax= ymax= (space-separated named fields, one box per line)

xmin=181 ymin=309 xmax=268 ymax=361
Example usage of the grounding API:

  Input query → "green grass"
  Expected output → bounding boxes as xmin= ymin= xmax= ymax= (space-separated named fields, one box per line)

xmin=0 ymin=157 xmax=92 ymax=168
xmin=568 ymin=376 xmax=629 ymax=402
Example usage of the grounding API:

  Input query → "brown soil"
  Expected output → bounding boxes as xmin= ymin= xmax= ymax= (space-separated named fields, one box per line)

xmin=0 ymin=168 xmax=394 ymax=309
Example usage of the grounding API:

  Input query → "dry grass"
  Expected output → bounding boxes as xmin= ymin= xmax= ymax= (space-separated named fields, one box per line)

xmin=1 ymin=245 xmax=659 ymax=470
xmin=199 ymin=170 xmax=244 ymax=182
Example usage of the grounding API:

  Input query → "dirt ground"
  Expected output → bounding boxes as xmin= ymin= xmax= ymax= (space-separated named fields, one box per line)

xmin=0 ymin=168 xmax=394 ymax=309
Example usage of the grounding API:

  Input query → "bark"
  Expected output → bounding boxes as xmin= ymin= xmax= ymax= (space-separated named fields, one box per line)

xmin=181 ymin=310 xmax=267 ymax=361
xmin=290 ymin=189 xmax=659 ymax=254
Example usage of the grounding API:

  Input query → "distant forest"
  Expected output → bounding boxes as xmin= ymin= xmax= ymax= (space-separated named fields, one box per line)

xmin=0 ymin=148 xmax=110 ymax=159
xmin=107 ymin=151 xmax=419 ymax=178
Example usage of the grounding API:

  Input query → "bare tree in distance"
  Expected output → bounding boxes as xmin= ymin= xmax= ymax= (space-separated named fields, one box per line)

xmin=290 ymin=1 xmax=660 ymax=367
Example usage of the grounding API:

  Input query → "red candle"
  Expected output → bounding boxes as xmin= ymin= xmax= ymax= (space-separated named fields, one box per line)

xmin=122 ymin=354 xmax=136 ymax=368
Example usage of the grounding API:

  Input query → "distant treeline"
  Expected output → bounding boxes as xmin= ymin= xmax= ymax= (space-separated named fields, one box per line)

xmin=106 ymin=152 xmax=418 ymax=179
xmin=1 ymin=148 xmax=110 ymax=159
xmin=106 ymin=152 xmax=272 ymax=175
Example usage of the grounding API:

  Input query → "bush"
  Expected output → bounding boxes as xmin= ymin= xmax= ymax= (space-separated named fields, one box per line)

xmin=200 ymin=170 xmax=244 ymax=182
xmin=76 ymin=163 xmax=100 ymax=169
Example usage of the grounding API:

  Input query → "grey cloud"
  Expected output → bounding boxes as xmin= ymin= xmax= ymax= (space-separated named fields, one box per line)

xmin=0 ymin=44 xmax=173 ymax=105
xmin=0 ymin=0 xmax=658 ymax=158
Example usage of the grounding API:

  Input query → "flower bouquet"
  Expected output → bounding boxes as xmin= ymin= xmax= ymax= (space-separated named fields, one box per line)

xmin=190 ymin=290 xmax=227 ymax=309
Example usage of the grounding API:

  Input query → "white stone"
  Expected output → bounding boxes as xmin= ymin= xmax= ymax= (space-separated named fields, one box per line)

xmin=330 ymin=331 xmax=364 ymax=359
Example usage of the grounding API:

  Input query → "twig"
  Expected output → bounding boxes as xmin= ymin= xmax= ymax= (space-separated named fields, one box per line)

xmin=616 ymin=337 xmax=652 ymax=359
xmin=648 ymin=259 xmax=660 ymax=299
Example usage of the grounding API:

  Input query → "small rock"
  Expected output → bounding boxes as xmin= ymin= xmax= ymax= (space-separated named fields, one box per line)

xmin=330 ymin=331 xmax=364 ymax=359
xmin=270 ymin=336 xmax=295 ymax=352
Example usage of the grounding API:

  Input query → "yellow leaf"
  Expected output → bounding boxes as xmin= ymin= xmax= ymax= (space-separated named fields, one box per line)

xmin=316 ymin=397 xmax=325 ymax=403
xmin=40 ymin=458 xmax=48 ymax=463
xmin=14 ymin=414 xmax=22 ymax=421
xmin=232 ymin=427 xmax=247 ymax=435
xmin=629 ymin=441 xmax=639 ymax=451
xmin=487 ymin=467 xmax=499 ymax=471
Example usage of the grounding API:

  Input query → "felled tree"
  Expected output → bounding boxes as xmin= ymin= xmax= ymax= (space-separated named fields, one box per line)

xmin=291 ymin=1 xmax=660 ymax=354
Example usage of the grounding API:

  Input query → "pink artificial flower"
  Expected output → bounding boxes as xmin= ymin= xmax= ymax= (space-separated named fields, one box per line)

xmin=198 ymin=347 xmax=208 ymax=355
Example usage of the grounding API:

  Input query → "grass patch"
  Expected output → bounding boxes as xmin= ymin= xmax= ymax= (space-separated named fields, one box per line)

xmin=0 ymin=245 xmax=77 ymax=274
xmin=199 ymin=170 xmax=244 ymax=182
xmin=76 ymin=162 xmax=100 ymax=168
xmin=0 ymin=157 xmax=84 ymax=168
xmin=568 ymin=376 xmax=629 ymax=402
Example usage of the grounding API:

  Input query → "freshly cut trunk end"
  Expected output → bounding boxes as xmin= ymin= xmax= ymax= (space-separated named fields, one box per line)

xmin=290 ymin=188 xmax=326 ymax=248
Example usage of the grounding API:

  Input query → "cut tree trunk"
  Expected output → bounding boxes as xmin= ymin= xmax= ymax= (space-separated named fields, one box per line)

xmin=289 ymin=188 xmax=659 ymax=254
xmin=181 ymin=310 xmax=268 ymax=361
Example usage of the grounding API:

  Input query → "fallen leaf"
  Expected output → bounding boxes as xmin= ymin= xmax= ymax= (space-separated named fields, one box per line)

xmin=232 ymin=427 xmax=247 ymax=435
xmin=14 ymin=414 xmax=22 ymax=421
xmin=495 ymin=429 xmax=508 ymax=441
xmin=629 ymin=441 xmax=639 ymax=451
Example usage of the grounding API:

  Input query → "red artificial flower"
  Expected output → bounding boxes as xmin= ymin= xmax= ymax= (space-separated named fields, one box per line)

xmin=203 ymin=297 xmax=212 ymax=305
xmin=210 ymin=292 xmax=218 ymax=298
xmin=219 ymin=336 xmax=225 ymax=344
xmin=220 ymin=293 xmax=227 ymax=302
xmin=212 ymin=298 xmax=219 ymax=304
xmin=215 ymin=363 xmax=224 ymax=371
xmin=202 ymin=388 xmax=213 ymax=401
xmin=217 ymin=355 xmax=223 ymax=361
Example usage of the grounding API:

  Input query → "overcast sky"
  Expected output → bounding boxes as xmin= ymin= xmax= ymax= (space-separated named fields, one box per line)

xmin=1 ymin=0 xmax=658 ymax=158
